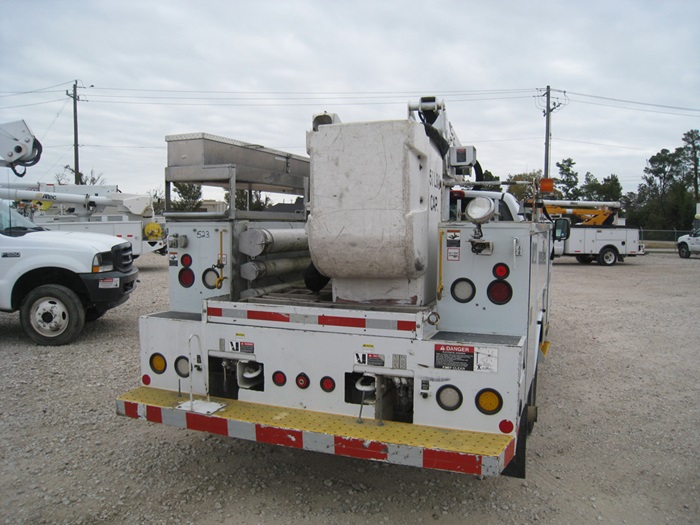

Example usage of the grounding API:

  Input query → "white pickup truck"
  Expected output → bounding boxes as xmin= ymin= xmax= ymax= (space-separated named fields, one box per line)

xmin=677 ymin=229 xmax=700 ymax=258
xmin=0 ymin=201 xmax=138 ymax=345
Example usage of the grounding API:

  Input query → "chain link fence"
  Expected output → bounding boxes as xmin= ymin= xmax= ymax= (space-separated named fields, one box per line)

xmin=639 ymin=229 xmax=691 ymax=242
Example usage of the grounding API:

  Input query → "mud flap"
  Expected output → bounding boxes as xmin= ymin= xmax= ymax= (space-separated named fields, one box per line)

xmin=502 ymin=405 xmax=527 ymax=478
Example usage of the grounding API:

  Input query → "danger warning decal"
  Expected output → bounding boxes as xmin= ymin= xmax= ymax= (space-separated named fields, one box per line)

xmin=435 ymin=344 xmax=474 ymax=370
xmin=434 ymin=345 xmax=498 ymax=372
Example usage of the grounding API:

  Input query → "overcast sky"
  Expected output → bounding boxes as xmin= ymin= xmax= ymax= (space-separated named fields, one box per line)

xmin=2 ymin=0 xmax=698 ymax=200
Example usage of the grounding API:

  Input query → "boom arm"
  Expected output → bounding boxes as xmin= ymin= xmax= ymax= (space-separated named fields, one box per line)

xmin=542 ymin=200 xmax=621 ymax=226
xmin=0 ymin=120 xmax=42 ymax=177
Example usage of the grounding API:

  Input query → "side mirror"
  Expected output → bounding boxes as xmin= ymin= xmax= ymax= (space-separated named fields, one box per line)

xmin=553 ymin=218 xmax=570 ymax=241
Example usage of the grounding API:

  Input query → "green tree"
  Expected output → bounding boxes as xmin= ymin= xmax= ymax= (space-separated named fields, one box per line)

xmin=642 ymin=148 xmax=682 ymax=217
xmin=625 ymin=133 xmax=697 ymax=229
xmin=505 ymin=170 xmax=542 ymax=202
xmin=233 ymin=190 xmax=270 ymax=211
xmin=148 ymin=188 xmax=166 ymax=215
xmin=579 ymin=172 xmax=623 ymax=202
xmin=171 ymin=182 xmax=203 ymax=212
xmin=578 ymin=172 xmax=600 ymax=200
xmin=598 ymin=175 xmax=623 ymax=202
xmin=555 ymin=158 xmax=580 ymax=199
xmin=679 ymin=129 xmax=700 ymax=202
xmin=481 ymin=169 xmax=499 ymax=182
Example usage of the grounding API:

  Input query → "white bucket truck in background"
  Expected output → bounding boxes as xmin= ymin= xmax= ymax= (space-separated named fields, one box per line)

xmin=1 ymin=120 xmax=138 ymax=345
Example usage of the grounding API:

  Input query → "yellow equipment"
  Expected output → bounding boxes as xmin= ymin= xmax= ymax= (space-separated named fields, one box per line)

xmin=542 ymin=200 xmax=621 ymax=226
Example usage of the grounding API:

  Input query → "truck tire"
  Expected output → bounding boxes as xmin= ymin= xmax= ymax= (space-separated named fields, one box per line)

xmin=597 ymin=247 xmax=618 ymax=266
xmin=526 ymin=371 xmax=538 ymax=435
xmin=678 ymin=243 xmax=690 ymax=258
xmin=575 ymin=255 xmax=594 ymax=264
xmin=20 ymin=285 xmax=86 ymax=346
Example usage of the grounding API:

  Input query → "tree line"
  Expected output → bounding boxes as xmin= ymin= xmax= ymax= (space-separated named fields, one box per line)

xmin=503 ymin=129 xmax=699 ymax=230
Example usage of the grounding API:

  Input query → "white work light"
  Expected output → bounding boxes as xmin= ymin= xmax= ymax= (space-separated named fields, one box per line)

xmin=465 ymin=197 xmax=495 ymax=224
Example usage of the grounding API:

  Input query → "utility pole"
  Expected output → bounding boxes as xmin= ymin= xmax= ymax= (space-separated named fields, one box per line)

xmin=542 ymin=85 xmax=562 ymax=179
xmin=66 ymin=80 xmax=81 ymax=184
xmin=543 ymin=86 xmax=551 ymax=179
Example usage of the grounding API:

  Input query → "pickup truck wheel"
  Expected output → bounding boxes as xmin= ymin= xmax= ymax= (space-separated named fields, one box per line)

xmin=20 ymin=285 xmax=86 ymax=346
xmin=678 ymin=243 xmax=690 ymax=258
xmin=597 ymin=247 xmax=618 ymax=266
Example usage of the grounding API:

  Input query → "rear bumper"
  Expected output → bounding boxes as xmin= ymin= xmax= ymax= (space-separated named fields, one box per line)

xmin=117 ymin=386 xmax=516 ymax=477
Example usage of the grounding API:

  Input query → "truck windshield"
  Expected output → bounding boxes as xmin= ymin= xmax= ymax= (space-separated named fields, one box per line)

xmin=0 ymin=201 xmax=45 ymax=236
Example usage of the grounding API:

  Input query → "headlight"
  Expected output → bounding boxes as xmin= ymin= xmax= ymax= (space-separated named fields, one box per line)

xmin=92 ymin=251 xmax=114 ymax=273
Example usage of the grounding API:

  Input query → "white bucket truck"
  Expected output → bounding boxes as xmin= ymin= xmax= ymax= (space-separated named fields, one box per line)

xmin=117 ymin=98 xmax=568 ymax=478
xmin=1 ymin=120 xmax=138 ymax=345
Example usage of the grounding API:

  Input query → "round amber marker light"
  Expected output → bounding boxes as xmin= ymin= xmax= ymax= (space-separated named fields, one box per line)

xmin=476 ymin=388 xmax=503 ymax=415
xmin=149 ymin=353 xmax=167 ymax=374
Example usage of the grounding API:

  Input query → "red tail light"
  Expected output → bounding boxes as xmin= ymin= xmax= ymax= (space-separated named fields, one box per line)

xmin=178 ymin=268 xmax=195 ymax=288
xmin=487 ymin=280 xmax=512 ymax=305
xmin=181 ymin=254 xmax=193 ymax=267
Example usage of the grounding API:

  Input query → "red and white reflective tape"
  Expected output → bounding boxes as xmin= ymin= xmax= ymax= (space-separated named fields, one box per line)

xmin=206 ymin=306 xmax=417 ymax=333
xmin=117 ymin=400 xmax=514 ymax=476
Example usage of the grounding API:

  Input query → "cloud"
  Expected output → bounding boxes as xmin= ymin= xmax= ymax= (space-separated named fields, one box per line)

xmin=2 ymin=0 xmax=698 ymax=197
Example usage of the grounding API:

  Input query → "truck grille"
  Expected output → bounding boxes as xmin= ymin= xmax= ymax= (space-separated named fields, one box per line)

xmin=113 ymin=242 xmax=134 ymax=272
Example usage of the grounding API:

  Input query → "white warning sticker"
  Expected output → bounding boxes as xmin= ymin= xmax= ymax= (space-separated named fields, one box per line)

xmin=475 ymin=347 xmax=498 ymax=372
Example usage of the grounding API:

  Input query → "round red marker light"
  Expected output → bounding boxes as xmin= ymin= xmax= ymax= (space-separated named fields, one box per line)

xmin=320 ymin=376 xmax=335 ymax=393
xmin=272 ymin=371 xmax=287 ymax=386
xmin=493 ymin=263 xmax=510 ymax=280
xmin=142 ymin=374 xmax=151 ymax=386
xmin=499 ymin=419 xmax=515 ymax=434
xmin=181 ymin=254 xmax=193 ymax=267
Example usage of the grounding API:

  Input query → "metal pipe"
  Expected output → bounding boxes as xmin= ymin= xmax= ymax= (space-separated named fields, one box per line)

xmin=240 ymin=257 xmax=311 ymax=281
xmin=238 ymin=228 xmax=308 ymax=256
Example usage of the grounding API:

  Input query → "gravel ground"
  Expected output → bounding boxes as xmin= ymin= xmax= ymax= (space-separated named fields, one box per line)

xmin=0 ymin=251 xmax=698 ymax=525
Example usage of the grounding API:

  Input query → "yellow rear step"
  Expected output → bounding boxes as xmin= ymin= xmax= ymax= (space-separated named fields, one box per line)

xmin=117 ymin=386 xmax=516 ymax=476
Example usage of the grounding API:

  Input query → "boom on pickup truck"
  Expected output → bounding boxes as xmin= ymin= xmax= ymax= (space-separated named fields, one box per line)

xmin=1 ymin=119 xmax=139 ymax=345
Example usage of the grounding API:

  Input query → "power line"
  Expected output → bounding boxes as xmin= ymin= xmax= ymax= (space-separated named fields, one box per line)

xmin=0 ymin=81 xmax=75 ymax=98
xmin=41 ymin=98 xmax=71 ymax=137
xmin=87 ymin=87 xmax=535 ymax=96
xmin=563 ymin=90 xmax=700 ymax=113
xmin=0 ymin=98 xmax=66 ymax=110
xmin=564 ymin=98 xmax=699 ymax=118
xmin=554 ymin=137 xmax=652 ymax=151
